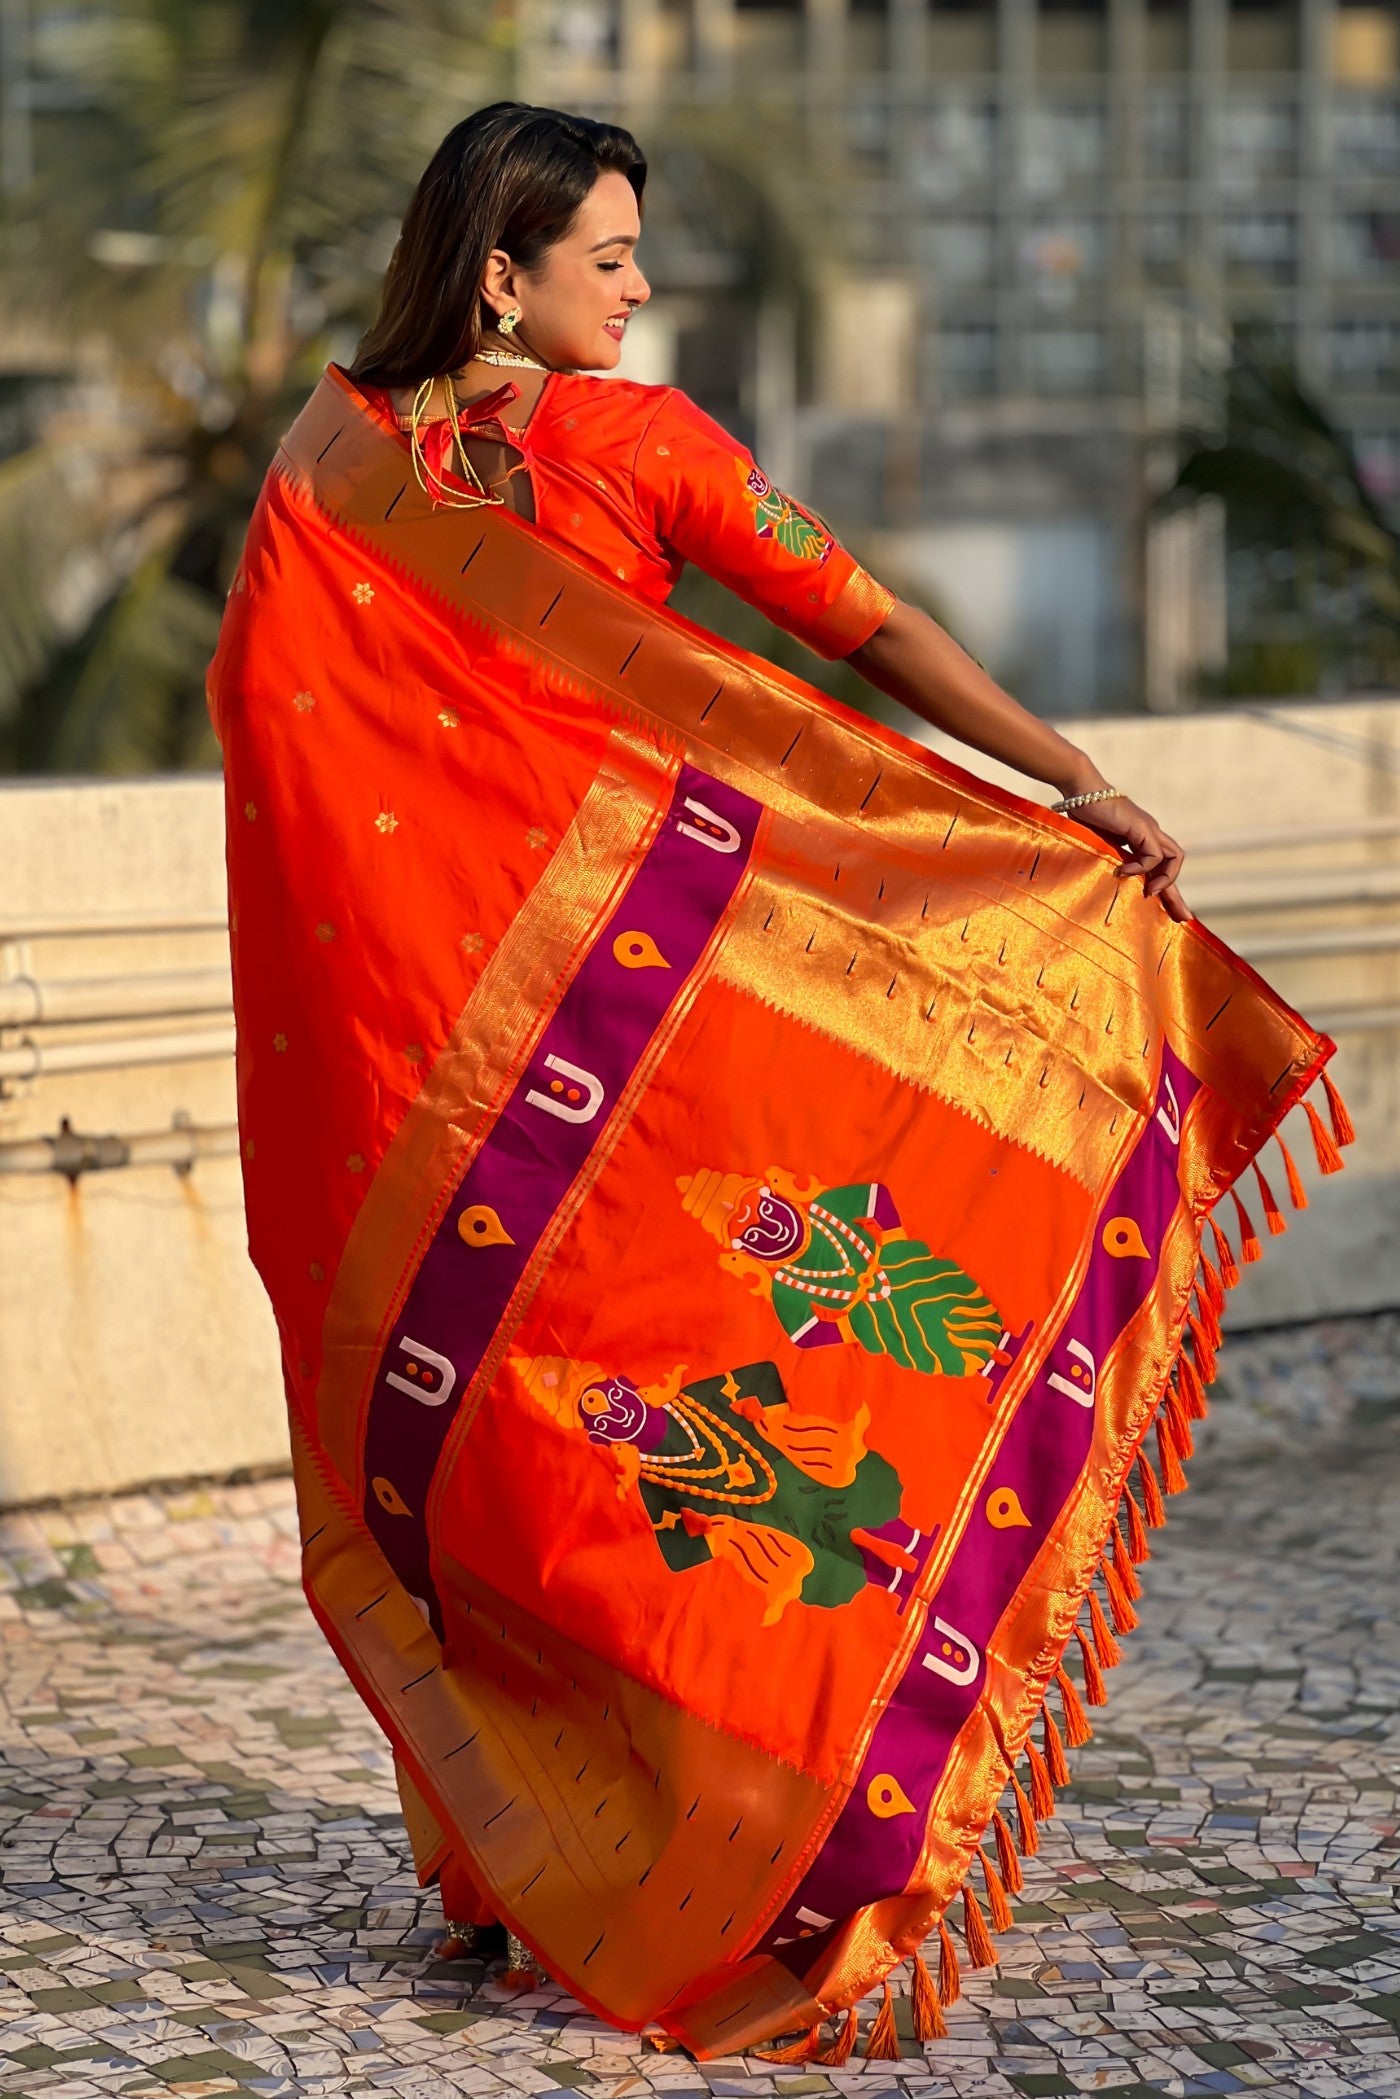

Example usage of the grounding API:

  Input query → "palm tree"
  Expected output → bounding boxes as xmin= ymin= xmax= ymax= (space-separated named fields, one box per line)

xmin=0 ymin=0 xmax=499 ymax=772
xmin=1167 ymin=342 xmax=1400 ymax=697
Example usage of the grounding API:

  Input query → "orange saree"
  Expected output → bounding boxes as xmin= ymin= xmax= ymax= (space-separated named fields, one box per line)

xmin=208 ymin=364 xmax=1351 ymax=2061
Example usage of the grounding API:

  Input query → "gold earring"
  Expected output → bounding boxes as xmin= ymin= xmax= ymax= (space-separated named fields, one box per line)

xmin=498 ymin=307 xmax=521 ymax=337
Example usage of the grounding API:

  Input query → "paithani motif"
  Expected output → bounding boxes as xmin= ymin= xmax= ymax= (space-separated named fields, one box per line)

xmin=208 ymin=364 xmax=1351 ymax=2065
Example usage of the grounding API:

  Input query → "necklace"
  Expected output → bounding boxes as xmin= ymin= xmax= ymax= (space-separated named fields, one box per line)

xmin=473 ymin=347 xmax=551 ymax=371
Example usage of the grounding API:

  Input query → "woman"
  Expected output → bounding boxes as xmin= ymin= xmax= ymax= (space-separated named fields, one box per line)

xmin=209 ymin=102 xmax=1348 ymax=2062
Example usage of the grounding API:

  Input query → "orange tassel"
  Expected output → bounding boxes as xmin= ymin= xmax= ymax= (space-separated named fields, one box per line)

xmin=820 ymin=2006 xmax=858 ymax=2065
xmin=863 ymin=1980 xmax=902 ymax=2060
xmin=1199 ymin=1251 xmax=1225 ymax=1317
xmin=1277 ymin=1132 xmax=1308 ymax=1210
xmin=1025 ymin=1737 xmax=1056 ymax=1820
xmin=1074 ymin=1623 xmax=1108 ymax=1706
xmin=1010 ymin=1771 xmax=1039 ymax=1857
xmin=1177 ymin=1349 xmax=1208 ymax=1421
xmin=1165 ymin=1381 xmax=1195 ymax=1461
xmin=993 ymin=1807 xmax=1024 ymax=1892
xmin=1088 ymin=1586 xmax=1123 ymax=1668
xmin=909 ymin=1951 xmax=946 ymax=2041
xmin=962 ymin=1883 xmax=997 ymax=1969
xmin=1042 ymin=1703 xmax=1070 ymax=1785
xmin=1113 ymin=1516 xmax=1143 ymax=1599
xmin=1194 ymin=1278 xmax=1223 ymax=1353
xmin=980 ymin=1845 xmax=1015 ymax=1932
xmin=938 ymin=1918 xmax=962 ymax=2002
xmin=1137 ymin=1450 xmax=1166 ymax=1527
xmin=757 ymin=2025 xmax=823 ymax=2064
xmin=1186 ymin=1312 xmax=1217 ymax=1386
xmin=1210 ymin=1217 xmax=1240 ymax=1290
xmin=1157 ymin=1415 xmax=1188 ymax=1493
xmin=1056 ymin=1662 xmax=1093 ymax=1747
xmin=1230 ymin=1186 xmax=1262 ymax=1262
xmin=1124 ymin=1485 xmax=1151 ymax=1565
xmin=1303 ymin=1099 xmax=1344 ymax=1175
xmin=1102 ymin=1553 xmax=1139 ymax=1633
xmin=1253 ymin=1159 xmax=1286 ymax=1235
xmin=1321 ymin=1069 xmax=1355 ymax=1147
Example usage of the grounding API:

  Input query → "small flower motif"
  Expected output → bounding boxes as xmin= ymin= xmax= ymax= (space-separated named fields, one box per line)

xmin=375 ymin=811 xmax=399 ymax=835
xmin=244 ymin=801 xmax=257 ymax=821
xmin=243 ymin=1139 xmax=255 ymax=1161
xmin=308 ymin=1261 xmax=325 ymax=1283
xmin=405 ymin=1042 xmax=425 ymax=1065
xmin=293 ymin=691 xmax=316 ymax=714
xmin=352 ymin=582 xmax=375 ymax=606
xmin=346 ymin=1152 xmax=366 ymax=1174
xmin=273 ymin=1032 xmax=288 ymax=1053
xmin=460 ymin=931 xmax=485 ymax=953
xmin=315 ymin=922 xmax=336 ymax=943
xmin=438 ymin=709 xmax=460 ymax=730
xmin=526 ymin=826 xmax=549 ymax=852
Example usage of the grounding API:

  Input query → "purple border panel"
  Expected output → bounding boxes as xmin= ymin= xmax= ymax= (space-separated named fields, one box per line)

xmin=762 ymin=1039 xmax=1200 ymax=1949
xmin=360 ymin=763 xmax=762 ymax=1634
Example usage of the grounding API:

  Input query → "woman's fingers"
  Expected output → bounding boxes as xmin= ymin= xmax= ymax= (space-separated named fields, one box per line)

xmin=1066 ymin=795 xmax=1190 ymax=917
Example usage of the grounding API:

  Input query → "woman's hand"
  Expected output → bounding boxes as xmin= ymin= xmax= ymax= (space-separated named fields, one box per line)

xmin=1070 ymin=792 xmax=1192 ymax=923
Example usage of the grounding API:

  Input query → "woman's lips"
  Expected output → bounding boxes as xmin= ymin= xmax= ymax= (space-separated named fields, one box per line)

xmin=603 ymin=315 xmax=629 ymax=339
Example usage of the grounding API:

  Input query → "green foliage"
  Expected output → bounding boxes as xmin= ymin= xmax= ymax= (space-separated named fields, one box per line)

xmin=0 ymin=0 xmax=500 ymax=773
xmin=1170 ymin=345 xmax=1400 ymax=698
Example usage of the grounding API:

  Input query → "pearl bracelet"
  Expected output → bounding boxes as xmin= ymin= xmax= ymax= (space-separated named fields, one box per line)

xmin=1050 ymin=786 xmax=1122 ymax=815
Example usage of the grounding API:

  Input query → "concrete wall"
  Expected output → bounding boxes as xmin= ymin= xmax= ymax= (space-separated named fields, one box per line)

xmin=2 ymin=697 xmax=1397 ymax=1506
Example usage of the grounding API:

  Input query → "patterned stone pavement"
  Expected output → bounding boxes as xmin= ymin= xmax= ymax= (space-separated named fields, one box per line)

xmin=1 ymin=1313 xmax=1397 ymax=2100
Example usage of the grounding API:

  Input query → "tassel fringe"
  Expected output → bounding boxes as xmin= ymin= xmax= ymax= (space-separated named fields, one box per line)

xmin=1113 ymin=1516 xmax=1142 ymax=1599
xmin=1010 ymin=1770 xmax=1039 ymax=1857
xmin=1186 ymin=1311 xmax=1218 ymax=1386
xmin=1199 ymin=1250 xmax=1225 ymax=1320
xmin=1074 ymin=1623 xmax=1108 ymax=1705
xmin=1137 ymin=1451 xmax=1166 ymax=1527
xmin=938 ymin=1919 xmax=961 ymax=2004
xmin=1303 ymin=1099 xmax=1344 ymax=1175
xmin=1277 ymin=1132 xmax=1308 ymax=1210
xmin=1210 ymin=1217 xmax=1240 ymax=1289
xmin=1088 ymin=1586 xmax=1123 ymax=1668
xmin=1321 ymin=1068 xmax=1356 ymax=1147
xmin=910 ymin=1951 xmax=946 ymax=2041
xmin=1124 ymin=1485 xmax=1151 ymax=1565
xmin=1025 ymin=1736 xmax=1056 ymax=1820
xmin=863 ymin=1981 xmax=902 ymax=2060
xmin=993 ymin=1807 xmax=1024 ymax=1893
xmin=980 ymin=1845 xmax=1016 ymax=1932
xmin=1042 ymin=1704 xmax=1070 ymax=1786
xmin=962 ymin=1884 xmax=997 ymax=1969
xmin=1156 ymin=1415 xmax=1188 ymax=1493
xmin=1056 ymin=1662 xmax=1093 ymax=1747
xmin=757 ymin=2025 xmax=823 ymax=2064
xmin=1102 ymin=1553 xmax=1140 ymax=1634
xmin=1252 ymin=1158 xmax=1286 ymax=1235
xmin=1230 ymin=1186 xmax=1263 ymax=1262
xmin=1164 ymin=1382 xmax=1194 ymax=1462
xmin=1177 ymin=1349 xmax=1208 ymax=1421
xmin=821 ymin=2006 xmax=858 ymax=2065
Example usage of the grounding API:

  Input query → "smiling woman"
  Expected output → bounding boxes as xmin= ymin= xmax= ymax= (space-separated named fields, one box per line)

xmin=208 ymin=97 xmax=1348 ymax=2067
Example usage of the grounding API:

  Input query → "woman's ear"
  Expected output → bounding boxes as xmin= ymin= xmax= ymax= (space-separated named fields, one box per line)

xmin=480 ymin=247 xmax=520 ymax=320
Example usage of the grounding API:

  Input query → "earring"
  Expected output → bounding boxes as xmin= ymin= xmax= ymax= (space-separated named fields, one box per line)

xmin=498 ymin=307 xmax=521 ymax=337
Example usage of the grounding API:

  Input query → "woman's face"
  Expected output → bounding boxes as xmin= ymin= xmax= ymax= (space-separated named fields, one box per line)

xmin=484 ymin=169 xmax=650 ymax=373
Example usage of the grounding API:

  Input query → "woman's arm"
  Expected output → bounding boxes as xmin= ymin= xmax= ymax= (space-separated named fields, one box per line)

xmin=849 ymin=598 xmax=1192 ymax=923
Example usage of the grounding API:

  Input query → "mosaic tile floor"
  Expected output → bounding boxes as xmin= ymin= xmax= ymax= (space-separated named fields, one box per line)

xmin=2 ymin=1314 xmax=1397 ymax=2099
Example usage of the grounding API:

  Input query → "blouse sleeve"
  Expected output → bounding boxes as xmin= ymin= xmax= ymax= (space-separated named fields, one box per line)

xmin=636 ymin=390 xmax=896 ymax=661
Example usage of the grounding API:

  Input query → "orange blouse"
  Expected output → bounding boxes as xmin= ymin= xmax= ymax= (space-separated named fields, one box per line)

xmin=366 ymin=372 xmax=896 ymax=662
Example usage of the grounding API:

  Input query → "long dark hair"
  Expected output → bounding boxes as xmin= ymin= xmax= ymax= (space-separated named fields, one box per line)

xmin=350 ymin=102 xmax=647 ymax=388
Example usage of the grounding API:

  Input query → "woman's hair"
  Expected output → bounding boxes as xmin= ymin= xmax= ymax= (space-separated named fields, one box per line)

xmin=350 ymin=102 xmax=646 ymax=387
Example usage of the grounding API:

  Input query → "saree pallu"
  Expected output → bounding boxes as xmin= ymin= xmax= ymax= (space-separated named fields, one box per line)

xmin=209 ymin=367 xmax=1351 ymax=2061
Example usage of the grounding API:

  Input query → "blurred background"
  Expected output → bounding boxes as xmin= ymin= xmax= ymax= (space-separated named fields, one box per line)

xmin=0 ymin=0 xmax=1396 ymax=1505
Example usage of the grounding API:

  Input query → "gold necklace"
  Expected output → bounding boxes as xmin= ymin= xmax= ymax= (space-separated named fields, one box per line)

xmin=473 ymin=347 xmax=550 ymax=371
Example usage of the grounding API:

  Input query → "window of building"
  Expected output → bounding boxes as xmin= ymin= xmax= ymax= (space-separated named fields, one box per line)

xmin=1331 ymin=98 xmax=1400 ymax=178
xmin=1224 ymin=211 xmax=1298 ymax=281
xmin=1024 ymin=104 xmax=1108 ymax=197
xmin=1023 ymin=327 xmax=1107 ymax=393
xmin=935 ymin=325 xmax=999 ymax=396
xmin=1328 ymin=319 xmax=1400 ymax=387
xmin=921 ymin=218 xmax=999 ymax=288
xmin=912 ymin=98 xmax=998 ymax=200
xmin=1021 ymin=219 xmax=1107 ymax=301
xmin=1218 ymin=96 xmax=1297 ymax=191
xmin=1141 ymin=212 xmax=1189 ymax=284
xmin=1330 ymin=209 xmax=1400 ymax=273
xmin=1143 ymin=89 xmax=1189 ymax=180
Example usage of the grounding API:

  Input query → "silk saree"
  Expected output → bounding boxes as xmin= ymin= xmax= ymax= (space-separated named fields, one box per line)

xmin=208 ymin=364 xmax=1352 ymax=2062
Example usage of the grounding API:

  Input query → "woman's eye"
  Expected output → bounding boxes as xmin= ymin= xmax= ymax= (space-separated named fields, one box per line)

xmin=599 ymin=260 xmax=625 ymax=272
